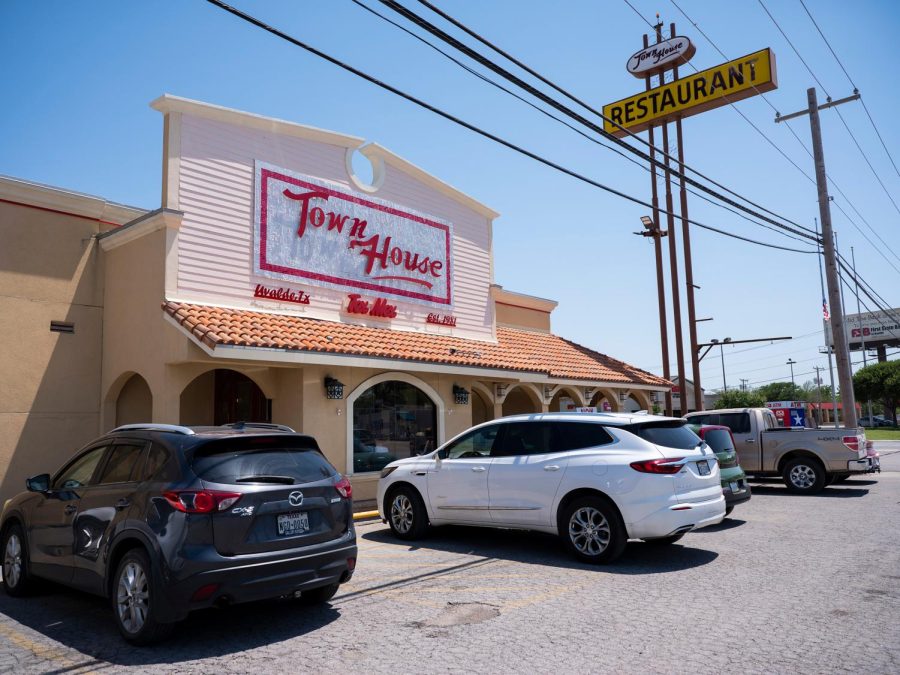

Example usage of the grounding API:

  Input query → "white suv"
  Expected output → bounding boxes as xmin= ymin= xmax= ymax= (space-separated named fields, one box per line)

xmin=377 ymin=413 xmax=725 ymax=563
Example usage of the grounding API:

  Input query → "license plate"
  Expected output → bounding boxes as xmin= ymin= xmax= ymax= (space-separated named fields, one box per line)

xmin=729 ymin=481 xmax=740 ymax=493
xmin=277 ymin=512 xmax=309 ymax=536
xmin=696 ymin=460 xmax=710 ymax=476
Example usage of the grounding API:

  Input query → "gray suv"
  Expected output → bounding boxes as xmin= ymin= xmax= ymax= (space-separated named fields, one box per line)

xmin=0 ymin=423 xmax=357 ymax=644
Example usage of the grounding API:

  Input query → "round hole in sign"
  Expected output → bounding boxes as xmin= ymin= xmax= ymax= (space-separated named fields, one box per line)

xmin=345 ymin=147 xmax=384 ymax=193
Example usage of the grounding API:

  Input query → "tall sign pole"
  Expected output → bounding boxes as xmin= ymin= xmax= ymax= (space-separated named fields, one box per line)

xmin=670 ymin=21 xmax=704 ymax=413
xmin=643 ymin=28 xmax=672 ymax=417
xmin=777 ymin=88 xmax=859 ymax=428
xmin=656 ymin=22 xmax=688 ymax=411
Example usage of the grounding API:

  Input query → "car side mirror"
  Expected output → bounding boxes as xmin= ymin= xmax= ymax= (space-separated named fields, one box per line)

xmin=26 ymin=473 xmax=50 ymax=493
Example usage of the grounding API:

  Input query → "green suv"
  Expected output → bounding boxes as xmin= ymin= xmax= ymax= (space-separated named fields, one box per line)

xmin=690 ymin=424 xmax=751 ymax=516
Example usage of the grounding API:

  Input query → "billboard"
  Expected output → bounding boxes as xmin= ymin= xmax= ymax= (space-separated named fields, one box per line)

xmin=602 ymin=48 xmax=777 ymax=137
xmin=824 ymin=309 xmax=900 ymax=350
xmin=254 ymin=161 xmax=453 ymax=307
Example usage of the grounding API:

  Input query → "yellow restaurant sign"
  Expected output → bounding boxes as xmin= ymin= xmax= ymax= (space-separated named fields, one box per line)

xmin=602 ymin=48 xmax=777 ymax=137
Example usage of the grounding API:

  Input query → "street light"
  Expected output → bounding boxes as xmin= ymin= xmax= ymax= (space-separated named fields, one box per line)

xmin=710 ymin=337 xmax=732 ymax=391
xmin=786 ymin=358 xmax=797 ymax=387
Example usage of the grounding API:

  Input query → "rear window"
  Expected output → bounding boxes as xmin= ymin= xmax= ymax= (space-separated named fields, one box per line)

xmin=191 ymin=436 xmax=336 ymax=485
xmin=688 ymin=412 xmax=751 ymax=434
xmin=701 ymin=428 xmax=735 ymax=453
xmin=623 ymin=421 xmax=702 ymax=450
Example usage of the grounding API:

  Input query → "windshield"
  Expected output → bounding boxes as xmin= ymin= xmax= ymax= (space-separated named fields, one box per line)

xmin=623 ymin=421 xmax=703 ymax=450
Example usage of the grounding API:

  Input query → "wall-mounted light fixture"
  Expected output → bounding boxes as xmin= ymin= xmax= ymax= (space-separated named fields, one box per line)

xmin=618 ymin=391 xmax=629 ymax=403
xmin=453 ymin=384 xmax=470 ymax=405
xmin=324 ymin=376 xmax=345 ymax=400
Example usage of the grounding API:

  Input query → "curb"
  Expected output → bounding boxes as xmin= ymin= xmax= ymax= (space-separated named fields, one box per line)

xmin=353 ymin=510 xmax=381 ymax=521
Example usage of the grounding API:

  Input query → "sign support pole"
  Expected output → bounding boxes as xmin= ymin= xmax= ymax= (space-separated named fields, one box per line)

xmin=851 ymin=246 xmax=874 ymax=422
xmin=644 ymin=29 xmax=672 ymax=417
xmin=656 ymin=22 xmax=688 ymax=413
xmin=669 ymin=21 xmax=703 ymax=413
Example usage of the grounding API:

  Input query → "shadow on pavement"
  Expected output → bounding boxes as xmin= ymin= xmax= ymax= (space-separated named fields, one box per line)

xmin=748 ymin=485 xmax=870 ymax=498
xmin=0 ymin=580 xmax=340 ymax=666
xmin=361 ymin=525 xmax=718 ymax=575
xmin=692 ymin=517 xmax=747 ymax=533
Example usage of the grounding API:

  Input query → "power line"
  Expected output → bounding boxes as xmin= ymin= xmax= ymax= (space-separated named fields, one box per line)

xmin=669 ymin=0 xmax=900 ymax=272
xmin=407 ymin=0 xmax=817 ymax=238
xmin=353 ymin=0 xmax=815 ymax=251
xmin=798 ymin=0 xmax=900 ymax=180
xmin=203 ymin=0 xmax=816 ymax=255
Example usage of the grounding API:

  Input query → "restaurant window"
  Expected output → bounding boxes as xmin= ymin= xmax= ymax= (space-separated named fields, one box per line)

xmin=351 ymin=380 xmax=437 ymax=473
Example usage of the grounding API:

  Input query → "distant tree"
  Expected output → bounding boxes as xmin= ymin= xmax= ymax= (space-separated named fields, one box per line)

xmin=800 ymin=379 xmax=833 ymax=403
xmin=714 ymin=389 xmax=765 ymax=409
xmin=757 ymin=381 xmax=804 ymax=403
xmin=854 ymin=361 xmax=900 ymax=424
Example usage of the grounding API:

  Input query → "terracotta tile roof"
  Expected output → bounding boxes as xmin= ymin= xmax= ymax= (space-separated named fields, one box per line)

xmin=163 ymin=301 xmax=669 ymax=387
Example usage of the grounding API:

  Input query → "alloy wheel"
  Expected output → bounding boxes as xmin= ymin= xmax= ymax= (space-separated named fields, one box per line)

xmin=390 ymin=494 xmax=414 ymax=534
xmin=568 ymin=506 xmax=611 ymax=557
xmin=789 ymin=464 xmax=816 ymax=489
xmin=3 ymin=533 xmax=22 ymax=589
xmin=116 ymin=561 xmax=150 ymax=634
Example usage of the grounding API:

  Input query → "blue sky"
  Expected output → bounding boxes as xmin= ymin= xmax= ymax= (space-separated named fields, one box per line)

xmin=3 ymin=0 xmax=899 ymax=392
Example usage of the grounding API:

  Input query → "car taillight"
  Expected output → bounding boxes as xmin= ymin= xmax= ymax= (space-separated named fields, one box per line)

xmin=630 ymin=458 xmax=685 ymax=474
xmin=335 ymin=476 xmax=352 ymax=499
xmin=842 ymin=436 xmax=860 ymax=452
xmin=163 ymin=490 xmax=242 ymax=513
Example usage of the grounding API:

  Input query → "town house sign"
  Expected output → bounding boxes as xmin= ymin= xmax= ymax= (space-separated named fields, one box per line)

xmin=254 ymin=161 xmax=453 ymax=306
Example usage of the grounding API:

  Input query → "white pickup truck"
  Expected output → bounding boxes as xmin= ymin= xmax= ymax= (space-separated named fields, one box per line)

xmin=684 ymin=407 xmax=871 ymax=494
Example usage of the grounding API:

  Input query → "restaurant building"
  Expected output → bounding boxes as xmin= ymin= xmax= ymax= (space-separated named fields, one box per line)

xmin=0 ymin=95 xmax=669 ymax=502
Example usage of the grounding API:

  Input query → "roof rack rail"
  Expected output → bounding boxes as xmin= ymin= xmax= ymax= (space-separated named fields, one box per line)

xmin=220 ymin=422 xmax=296 ymax=433
xmin=111 ymin=423 xmax=195 ymax=435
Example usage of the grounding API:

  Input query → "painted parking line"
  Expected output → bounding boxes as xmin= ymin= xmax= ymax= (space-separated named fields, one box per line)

xmin=0 ymin=620 xmax=100 ymax=675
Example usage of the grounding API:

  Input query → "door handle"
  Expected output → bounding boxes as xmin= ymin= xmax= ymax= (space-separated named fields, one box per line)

xmin=115 ymin=499 xmax=131 ymax=511
xmin=745 ymin=439 xmax=756 ymax=444
xmin=64 ymin=504 xmax=77 ymax=515
xmin=544 ymin=465 xmax=561 ymax=471
xmin=471 ymin=466 xmax=486 ymax=472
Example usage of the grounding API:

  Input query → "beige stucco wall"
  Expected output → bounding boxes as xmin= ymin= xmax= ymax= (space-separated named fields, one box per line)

xmin=494 ymin=302 xmax=552 ymax=332
xmin=0 ymin=200 xmax=106 ymax=501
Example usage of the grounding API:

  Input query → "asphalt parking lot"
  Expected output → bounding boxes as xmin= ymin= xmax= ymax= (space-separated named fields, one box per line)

xmin=1 ymin=447 xmax=898 ymax=674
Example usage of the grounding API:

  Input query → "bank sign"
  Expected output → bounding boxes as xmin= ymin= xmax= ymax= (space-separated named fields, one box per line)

xmin=603 ymin=48 xmax=777 ymax=137
xmin=254 ymin=161 xmax=453 ymax=306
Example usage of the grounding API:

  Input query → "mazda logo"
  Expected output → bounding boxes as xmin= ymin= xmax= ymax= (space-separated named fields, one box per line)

xmin=288 ymin=491 xmax=304 ymax=507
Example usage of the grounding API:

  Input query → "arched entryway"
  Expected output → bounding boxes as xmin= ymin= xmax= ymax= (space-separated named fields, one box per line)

xmin=501 ymin=384 xmax=542 ymax=416
xmin=348 ymin=374 xmax=441 ymax=474
xmin=180 ymin=369 xmax=270 ymax=426
xmin=590 ymin=389 xmax=620 ymax=412
xmin=549 ymin=386 xmax=585 ymax=413
xmin=115 ymin=373 xmax=152 ymax=426
xmin=471 ymin=387 xmax=493 ymax=426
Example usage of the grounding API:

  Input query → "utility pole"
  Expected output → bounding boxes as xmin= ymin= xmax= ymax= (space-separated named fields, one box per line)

xmin=787 ymin=358 xmax=797 ymax=387
xmin=636 ymin=216 xmax=671 ymax=415
xmin=851 ymin=246 xmax=874 ymax=422
xmin=775 ymin=88 xmax=860 ymax=429
xmin=814 ymin=218 xmax=841 ymax=425
xmin=813 ymin=365 xmax=824 ymax=426
xmin=740 ymin=378 xmax=749 ymax=392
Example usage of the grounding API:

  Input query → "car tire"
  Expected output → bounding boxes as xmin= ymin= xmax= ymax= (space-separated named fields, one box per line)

xmin=2 ymin=523 xmax=33 ymax=597
xmin=642 ymin=533 xmax=685 ymax=546
xmin=112 ymin=548 xmax=173 ymax=646
xmin=386 ymin=485 xmax=429 ymax=540
xmin=724 ymin=505 xmax=734 ymax=517
xmin=299 ymin=582 xmax=340 ymax=605
xmin=782 ymin=457 xmax=827 ymax=494
xmin=559 ymin=496 xmax=627 ymax=564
